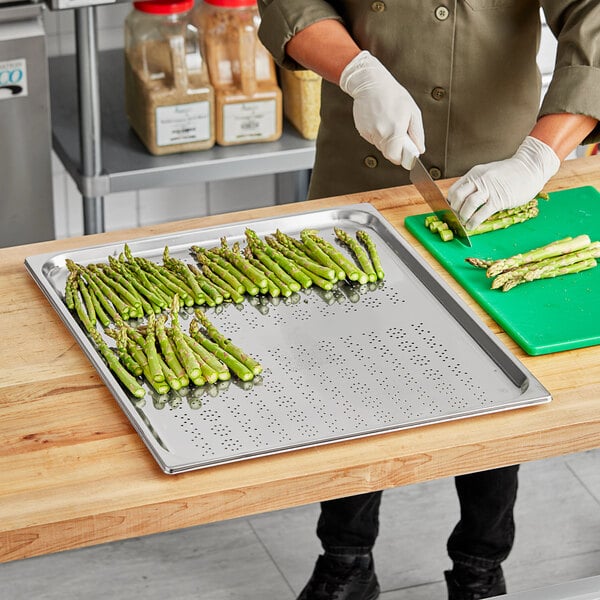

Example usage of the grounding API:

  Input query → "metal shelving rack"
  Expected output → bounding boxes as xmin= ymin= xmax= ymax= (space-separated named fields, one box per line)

xmin=48 ymin=6 xmax=316 ymax=234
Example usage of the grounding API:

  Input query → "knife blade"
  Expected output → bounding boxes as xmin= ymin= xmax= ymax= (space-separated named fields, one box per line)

xmin=409 ymin=157 xmax=472 ymax=247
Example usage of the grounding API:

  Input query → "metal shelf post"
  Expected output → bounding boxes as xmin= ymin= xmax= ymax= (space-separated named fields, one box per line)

xmin=75 ymin=6 xmax=104 ymax=234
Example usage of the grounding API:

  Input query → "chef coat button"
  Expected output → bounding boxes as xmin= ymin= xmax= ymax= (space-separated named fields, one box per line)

xmin=435 ymin=5 xmax=450 ymax=20
xmin=371 ymin=1 xmax=386 ymax=12
xmin=364 ymin=155 xmax=378 ymax=168
xmin=429 ymin=167 xmax=442 ymax=179
xmin=431 ymin=87 xmax=446 ymax=100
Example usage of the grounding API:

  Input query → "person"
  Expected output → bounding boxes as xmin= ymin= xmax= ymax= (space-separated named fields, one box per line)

xmin=256 ymin=2 xmax=600 ymax=599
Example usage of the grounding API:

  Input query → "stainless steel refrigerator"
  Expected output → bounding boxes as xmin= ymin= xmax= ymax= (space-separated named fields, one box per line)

xmin=0 ymin=0 xmax=53 ymax=247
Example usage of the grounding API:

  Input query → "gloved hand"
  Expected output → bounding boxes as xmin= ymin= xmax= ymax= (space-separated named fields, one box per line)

xmin=339 ymin=50 xmax=425 ymax=170
xmin=448 ymin=136 xmax=561 ymax=230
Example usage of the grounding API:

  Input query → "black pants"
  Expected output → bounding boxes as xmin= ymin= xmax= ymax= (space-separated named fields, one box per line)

xmin=317 ymin=465 xmax=519 ymax=572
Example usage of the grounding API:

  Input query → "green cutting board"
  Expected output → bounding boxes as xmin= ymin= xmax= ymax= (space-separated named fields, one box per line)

xmin=404 ymin=186 xmax=600 ymax=356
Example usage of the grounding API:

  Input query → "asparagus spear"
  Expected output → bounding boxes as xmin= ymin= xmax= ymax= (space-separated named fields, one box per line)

xmin=189 ymin=319 xmax=254 ymax=382
xmin=247 ymin=231 xmax=312 ymax=288
xmin=64 ymin=272 xmax=77 ymax=310
xmin=162 ymin=247 xmax=207 ymax=305
xmin=108 ymin=259 xmax=165 ymax=312
xmin=119 ymin=251 xmax=168 ymax=310
xmin=334 ymin=227 xmax=377 ymax=282
xmin=155 ymin=313 xmax=189 ymax=388
xmin=244 ymin=247 xmax=292 ymax=297
xmin=246 ymin=230 xmax=303 ymax=292
xmin=167 ymin=324 xmax=218 ymax=384
xmin=77 ymin=278 xmax=97 ymax=328
xmin=467 ymin=238 xmax=575 ymax=270
xmin=87 ymin=282 xmax=112 ymax=328
xmin=87 ymin=269 xmax=134 ymax=319
xmin=88 ymin=328 xmax=146 ymax=399
xmin=242 ymin=247 xmax=283 ymax=296
xmin=157 ymin=355 xmax=182 ymax=391
xmin=102 ymin=259 xmax=150 ymax=313
xmin=115 ymin=328 xmax=170 ymax=395
xmin=467 ymin=206 xmax=539 ymax=236
xmin=71 ymin=277 xmax=94 ymax=333
xmin=523 ymin=241 xmax=600 ymax=280
xmin=274 ymin=230 xmax=338 ymax=288
xmin=194 ymin=309 xmax=262 ymax=376
xmin=493 ymin=242 xmax=600 ymax=290
xmin=88 ymin=264 xmax=142 ymax=312
xmin=303 ymin=230 xmax=369 ymax=284
xmin=488 ymin=198 xmax=538 ymax=221
xmin=191 ymin=245 xmax=246 ymax=295
xmin=486 ymin=235 xmax=592 ymax=278
xmin=135 ymin=255 xmax=194 ymax=307
xmin=295 ymin=262 xmax=335 ymax=290
xmin=206 ymin=248 xmax=260 ymax=296
xmin=266 ymin=235 xmax=336 ymax=282
xmin=465 ymin=257 xmax=494 ymax=269
xmin=194 ymin=272 xmax=225 ymax=305
xmin=501 ymin=258 xmax=597 ymax=292
xmin=169 ymin=295 xmax=204 ymax=386
xmin=144 ymin=312 xmax=165 ymax=383
xmin=218 ymin=238 xmax=269 ymax=292
xmin=199 ymin=264 xmax=246 ymax=303
xmin=356 ymin=230 xmax=385 ymax=280
xmin=115 ymin=328 xmax=143 ymax=376
xmin=300 ymin=230 xmax=346 ymax=280
xmin=181 ymin=332 xmax=231 ymax=381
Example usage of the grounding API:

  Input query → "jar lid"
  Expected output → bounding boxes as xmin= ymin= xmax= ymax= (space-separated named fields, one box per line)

xmin=203 ymin=0 xmax=257 ymax=7
xmin=133 ymin=0 xmax=194 ymax=14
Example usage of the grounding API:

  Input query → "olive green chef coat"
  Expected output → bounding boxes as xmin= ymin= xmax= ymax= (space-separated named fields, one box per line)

xmin=257 ymin=0 xmax=600 ymax=200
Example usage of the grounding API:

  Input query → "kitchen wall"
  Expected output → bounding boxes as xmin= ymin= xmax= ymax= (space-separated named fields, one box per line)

xmin=43 ymin=5 xmax=561 ymax=239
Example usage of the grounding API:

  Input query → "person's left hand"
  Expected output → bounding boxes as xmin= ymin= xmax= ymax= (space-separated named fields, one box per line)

xmin=448 ymin=136 xmax=561 ymax=230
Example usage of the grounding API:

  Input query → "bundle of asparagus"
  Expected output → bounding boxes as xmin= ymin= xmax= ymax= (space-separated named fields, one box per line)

xmin=65 ymin=227 xmax=384 ymax=328
xmin=64 ymin=243 xmax=228 ymax=328
xmin=424 ymin=194 xmax=547 ymax=242
xmin=221 ymin=226 xmax=385 ymax=297
xmin=63 ymin=226 xmax=384 ymax=396
xmin=466 ymin=234 xmax=600 ymax=292
xmin=81 ymin=292 xmax=261 ymax=398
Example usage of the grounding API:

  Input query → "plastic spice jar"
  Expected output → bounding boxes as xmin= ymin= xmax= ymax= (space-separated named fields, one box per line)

xmin=124 ymin=0 xmax=215 ymax=155
xmin=192 ymin=0 xmax=282 ymax=146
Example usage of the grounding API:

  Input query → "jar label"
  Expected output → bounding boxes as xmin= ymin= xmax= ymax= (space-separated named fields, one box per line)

xmin=155 ymin=101 xmax=212 ymax=146
xmin=222 ymin=100 xmax=277 ymax=143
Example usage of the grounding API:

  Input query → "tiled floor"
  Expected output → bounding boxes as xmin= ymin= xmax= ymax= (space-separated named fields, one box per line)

xmin=1 ymin=449 xmax=599 ymax=599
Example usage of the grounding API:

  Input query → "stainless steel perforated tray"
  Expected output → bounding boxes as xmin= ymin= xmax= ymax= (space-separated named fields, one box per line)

xmin=25 ymin=204 xmax=551 ymax=474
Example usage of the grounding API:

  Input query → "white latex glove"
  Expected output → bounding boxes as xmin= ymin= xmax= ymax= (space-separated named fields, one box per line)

xmin=339 ymin=50 xmax=425 ymax=170
xmin=448 ymin=136 xmax=561 ymax=230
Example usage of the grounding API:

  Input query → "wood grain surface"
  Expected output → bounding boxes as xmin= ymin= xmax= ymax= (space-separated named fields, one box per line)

xmin=1 ymin=156 xmax=599 ymax=563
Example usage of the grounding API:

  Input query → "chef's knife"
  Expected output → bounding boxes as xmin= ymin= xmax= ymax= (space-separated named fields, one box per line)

xmin=409 ymin=156 xmax=472 ymax=247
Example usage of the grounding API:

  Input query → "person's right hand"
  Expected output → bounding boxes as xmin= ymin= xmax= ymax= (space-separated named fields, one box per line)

xmin=339 ymin=50 xmax=425 ymax=170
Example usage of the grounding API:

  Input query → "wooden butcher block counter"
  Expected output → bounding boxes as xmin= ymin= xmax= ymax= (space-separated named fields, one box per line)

xmin=1 ymin=156 xmax=599 ymax=564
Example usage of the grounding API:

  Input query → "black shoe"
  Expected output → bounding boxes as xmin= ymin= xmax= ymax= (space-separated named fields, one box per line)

xmin=445 ymin=566 xmax=506 ymax=600
xmin=297 ymin=554 xmax=380 ymax=600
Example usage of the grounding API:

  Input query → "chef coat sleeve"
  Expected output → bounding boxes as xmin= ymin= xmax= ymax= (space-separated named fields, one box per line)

xmin=257 ymin=0 xmax=344 ymax=70
xmin=540 ymin=0 xmax=600 ymax=144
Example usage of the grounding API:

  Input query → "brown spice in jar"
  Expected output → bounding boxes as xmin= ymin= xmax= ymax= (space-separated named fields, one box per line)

xmin=125 ymin=38 xmax=215 ymax=155
xmin=196 ymin=7 xmax=282 ymax=146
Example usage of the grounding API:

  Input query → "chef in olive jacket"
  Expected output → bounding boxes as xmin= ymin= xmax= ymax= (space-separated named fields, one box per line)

xmin=257 ymin=1 xmax=600 ymax=599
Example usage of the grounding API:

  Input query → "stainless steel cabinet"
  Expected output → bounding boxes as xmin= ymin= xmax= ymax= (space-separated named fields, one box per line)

xmin=0 ymin=2 xmax=54 ymax=247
